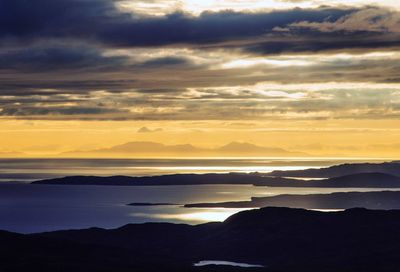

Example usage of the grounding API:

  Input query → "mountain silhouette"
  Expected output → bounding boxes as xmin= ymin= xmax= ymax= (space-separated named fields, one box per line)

xmin=2 ymin=207 xmax=400 ymax=271
xmin=32 ymin=173 xmax=294 ymax=186
xmin=216 ymin=142 xmax=303 ymax=155
xmin=33 ymin=172 xmax=400 ymax=188
xmin=89 ymin=141 xmax=199 ymax=153
xmin=185 ymin=190 xmax=400 ymax=209
xmin=268 ymin=161 xmax=400 ymax=178
xmin=63 ymin=141 xmax=307 ymax=157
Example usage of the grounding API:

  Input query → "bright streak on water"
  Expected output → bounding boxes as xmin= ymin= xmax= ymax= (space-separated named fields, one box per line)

xmin=0 ymin=157 xmax=387 ymax=182
xmin=0 ymin=158 xmax=395 ymax=233
xmin=142 ymin=165 xmax=317 ymax=173
xmin=131 ymin=208 xmax=252 ymax=222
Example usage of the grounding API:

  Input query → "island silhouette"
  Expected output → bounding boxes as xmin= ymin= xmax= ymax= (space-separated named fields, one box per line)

xmin=62 ymin=141 xmax=308 ymax=157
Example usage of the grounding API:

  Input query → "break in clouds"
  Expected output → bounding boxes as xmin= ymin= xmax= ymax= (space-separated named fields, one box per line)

xmin=1 ymin=0 xmax=400 ymax=120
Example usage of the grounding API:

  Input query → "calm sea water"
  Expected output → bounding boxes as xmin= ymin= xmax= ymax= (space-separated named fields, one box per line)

xmin=0 ymin=158 xmax=392 ymax=233
xmin=0 ymin=158 xmax=388 ymax=182
xmin=0 ymin=183 xmax=393 ymax=234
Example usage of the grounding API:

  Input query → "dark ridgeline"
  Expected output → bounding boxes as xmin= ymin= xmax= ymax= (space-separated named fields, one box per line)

xmin=64 ymin=141 xmax=308 ymax=157
xmin=33 ymin=172 xmax=400 ymax=188
xmin=267 ymin=161 xmax=400 ymax=178
xmin=185 ymin=190 xmax=400 ymax=209
xmin=1 ymin=207 xmax=400 ymax=271
xmin=16 ymin=161 xmax=400 ymax=271
xmin=32 ymin=173 xmax=296 ymax=186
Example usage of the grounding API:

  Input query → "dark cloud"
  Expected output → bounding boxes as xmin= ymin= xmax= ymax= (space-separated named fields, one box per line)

xmin=134 ymin=88 xmax=186 ymax=94
xmin=1 ymin=0 xmax=400 ymax=121
xmin=0 ymin=79 xmax=137 ymax=94
xmin=0 ymin=106 xmax=128 ymax=117
xmin=288 ymin=7 xmax=400 ymax=33
xmin=2 ymin=86 xmax=400 ymax=121
xmin=0 ymin=45 xmax=126 ymax=72
xmin=0 ymin=0 xmax=353 ymax=48
xmin=242 ymin=37 xmax=400 ymax=55
xmin=97 ymin=9 xmax=350 ymax=47
xmin=1 ymin=1 xmax=399 ymax=54
xmin=0 ymin=0 xmax=119 ymax=41
xmin=138 ymin=57 xmax=193 ymax=68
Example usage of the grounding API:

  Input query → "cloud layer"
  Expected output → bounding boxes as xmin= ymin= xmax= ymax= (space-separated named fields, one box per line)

xmin=1 ymin=0 xmax=400 ymax=120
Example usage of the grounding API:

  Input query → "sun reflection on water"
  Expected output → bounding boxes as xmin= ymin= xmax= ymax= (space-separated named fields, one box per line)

xmin=131 ymin=208 xmax=252 ymax=223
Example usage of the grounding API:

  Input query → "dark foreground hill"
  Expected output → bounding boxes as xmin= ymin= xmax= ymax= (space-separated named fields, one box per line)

xmin=2 ymin=207 xmax=400 ymax=272
xmin=32 ymin=172 xmax=400 ymax=188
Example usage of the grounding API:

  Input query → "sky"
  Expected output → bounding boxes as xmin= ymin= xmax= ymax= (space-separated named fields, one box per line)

xmin=1 ymin=0 xmax=400 ymax=157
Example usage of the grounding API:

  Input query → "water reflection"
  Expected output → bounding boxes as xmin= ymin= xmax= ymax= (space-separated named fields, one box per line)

xmin=0 ymin=158 xmax=387 ymax=182
xmin=1 ymin=183 xmax=399 ymax=233
xmin=194 ymin=260 xmax=264 ymax=268
xmin=131 ymin=208 xmax=251 ymax=223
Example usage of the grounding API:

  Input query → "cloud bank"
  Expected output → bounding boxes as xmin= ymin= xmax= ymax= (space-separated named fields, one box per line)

xmin=0 ymin=0 xmax=400 ymax=121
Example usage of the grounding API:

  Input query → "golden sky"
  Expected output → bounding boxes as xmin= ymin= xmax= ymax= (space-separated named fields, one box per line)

xmin=1 ymin=0 xmax=400 ymax=158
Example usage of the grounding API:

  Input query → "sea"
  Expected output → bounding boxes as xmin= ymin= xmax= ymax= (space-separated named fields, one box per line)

xmin=0 ymin=157 xmax=394 ymax=233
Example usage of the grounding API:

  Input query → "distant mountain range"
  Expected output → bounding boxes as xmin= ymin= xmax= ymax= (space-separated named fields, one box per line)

xmin=3 ymin=207 xmax=400 ymax=272
xmin=63 ymin=141 xmax=307 ymax=157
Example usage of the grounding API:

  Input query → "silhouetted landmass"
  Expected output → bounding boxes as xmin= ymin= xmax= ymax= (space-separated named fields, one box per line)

xmin=2 ymin=207 xmax=400 ymax=271
xmin=214 ymin=142 xmax=307 ymax=156
xmin=33 ymin=172 xmax=400 ymax=188
xmin=185 ymin=190 xmax=400 ymax=209
xmin=316 ymin=172 xmax=400 ymax=187
xmin=268 ymin=161 xmax=400 ymax=178
xmin=127 ymin=203 xmax=180 ymax=206
xmin=91 ymin=141 xmax=199 ymax=153
xmin=32 ymin=173 xmax=296 ymax=186
xmin=64 ymin=141 xmax=307 ymax=157
xmin=291 ymin=172 xmax=400 ymax=188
